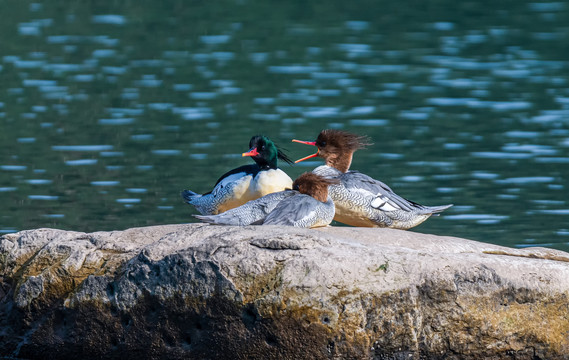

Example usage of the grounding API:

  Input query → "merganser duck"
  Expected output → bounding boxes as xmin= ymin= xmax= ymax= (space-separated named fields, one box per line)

xmin=182 ymin=135 xmax=293 ymax=215
xmin=292 ymin=129 xmax=453 ymax=229
xmin=194 ymin=172 xmax=339 ymax=228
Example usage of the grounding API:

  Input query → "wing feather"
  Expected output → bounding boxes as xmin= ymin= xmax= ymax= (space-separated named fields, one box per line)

xmin=341 ymin=171 xmax=424 ymax=212
xmin=212 ymin=164 xmax=259 ymax=188
xmin=263 ymin=194 xmax=319 ymax=226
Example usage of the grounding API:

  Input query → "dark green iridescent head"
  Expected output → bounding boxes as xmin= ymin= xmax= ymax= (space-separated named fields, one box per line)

xmin=242 ymin=135 xmax=293 ymax=169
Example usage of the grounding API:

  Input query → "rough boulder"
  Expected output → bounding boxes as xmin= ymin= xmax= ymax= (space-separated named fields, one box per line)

xmin=1 ymin=224 xmax=569 ymax=359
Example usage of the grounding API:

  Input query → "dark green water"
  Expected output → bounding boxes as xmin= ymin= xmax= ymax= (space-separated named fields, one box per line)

xmin=1 ymin=0 xmax=568 ymax=251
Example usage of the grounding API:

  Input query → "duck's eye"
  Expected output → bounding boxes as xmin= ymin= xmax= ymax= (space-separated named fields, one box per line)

xmin=261 ymin=145 xmax=266 ymax=151
xmin=293 ymin=184 xmax=299 ymax=191
xmin=320 ymin=141 xmax=326 ymax=147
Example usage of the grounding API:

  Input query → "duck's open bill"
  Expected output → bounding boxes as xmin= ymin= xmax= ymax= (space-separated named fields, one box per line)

xmin=242 ymin=147 xmax=259 ymax=157
xmin=294 ymin=151 xmax=319 ymax=163
xmin=292 ymin=139 xmax=319 ymax=163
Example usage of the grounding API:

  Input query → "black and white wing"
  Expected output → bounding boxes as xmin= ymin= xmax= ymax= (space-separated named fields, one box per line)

xmin=211 ymin=164 xmax=259 ymax=188
xmin=182 ymin=165 xmax=259 ymax=215
xmin=341 ymin=171 xmax=426 ymax=212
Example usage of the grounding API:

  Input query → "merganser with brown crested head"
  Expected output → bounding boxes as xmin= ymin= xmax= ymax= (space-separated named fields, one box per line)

xmin=292 ymin=129 xmax=453 ymax=229
xmin=182 ymin=135 xmax=293 ymax=215
xmin=194 ymin=172 xmax=339 ymax=228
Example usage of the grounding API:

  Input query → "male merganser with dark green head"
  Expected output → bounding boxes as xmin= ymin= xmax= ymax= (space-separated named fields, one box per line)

xmin=182 ymin=135 xmax=293 ymax=215
xmin=194 ymin=172 xmax=339 ymax=228
xmin=293 ymin=129 xmax=453 ymax=229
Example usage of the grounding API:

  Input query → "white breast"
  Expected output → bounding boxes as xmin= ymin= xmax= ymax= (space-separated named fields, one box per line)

xmin=251 ymin=169 xmax=293 ymax=197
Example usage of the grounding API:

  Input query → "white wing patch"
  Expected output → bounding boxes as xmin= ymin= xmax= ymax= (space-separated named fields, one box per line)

xmin=212 ymin=172 xmax=248 ymax=198
xmin=370 ymin=195 xmax=399 ymax=211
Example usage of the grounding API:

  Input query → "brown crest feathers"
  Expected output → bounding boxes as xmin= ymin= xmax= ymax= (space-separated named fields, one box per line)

xmin=292 ymin=172 xmax=340 ymax=202
xmin=317 ymin=129 xmax=371 ymax=152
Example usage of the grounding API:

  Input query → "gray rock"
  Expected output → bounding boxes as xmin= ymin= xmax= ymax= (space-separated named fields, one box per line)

xmin=1 ymin=224 xmax=569 ymax=359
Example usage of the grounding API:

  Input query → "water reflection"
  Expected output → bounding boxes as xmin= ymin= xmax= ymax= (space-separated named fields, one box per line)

xmin=0 ymin=0 xmax=568 ymax=251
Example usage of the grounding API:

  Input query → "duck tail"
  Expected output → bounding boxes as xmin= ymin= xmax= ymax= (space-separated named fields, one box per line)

xmin=181 ymin=189 xmax=200 ymax=204
xmin=193 ymin=214 xmax=218 ymax=224
xmin=426 ymin=204 xmax=453 ymax=216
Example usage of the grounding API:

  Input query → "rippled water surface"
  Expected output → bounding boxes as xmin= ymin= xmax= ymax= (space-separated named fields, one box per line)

xmin=1 ymin=0 xmax=568 ymax=251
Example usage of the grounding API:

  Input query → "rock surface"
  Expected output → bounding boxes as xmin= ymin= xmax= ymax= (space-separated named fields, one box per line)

xmin=1 ymin=224 xmax=569 ymax=359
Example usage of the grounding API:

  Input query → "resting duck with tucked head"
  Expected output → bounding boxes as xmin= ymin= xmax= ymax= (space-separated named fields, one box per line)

xmin=292 ymin=129 xmax=453 ymax=229
xmin=194 ymin=172 xmax=339 ymax=228
xmin=182 ymin=135 xmax=293 ymax=215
